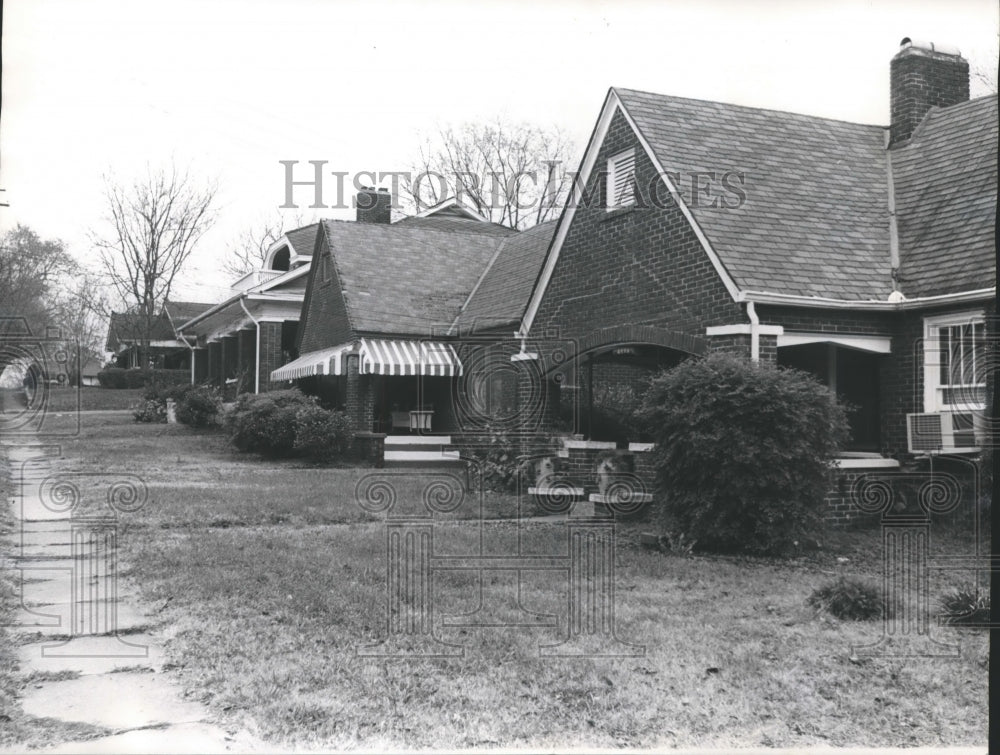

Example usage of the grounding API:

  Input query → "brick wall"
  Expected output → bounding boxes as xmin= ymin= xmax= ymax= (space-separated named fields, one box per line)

xmin=298 ymin=238 xmax=353 ymax=355
xmin=530 ymin=109 xmax=744 ymax=347
xmin=259 ymin=321 xmax=284 ymax=392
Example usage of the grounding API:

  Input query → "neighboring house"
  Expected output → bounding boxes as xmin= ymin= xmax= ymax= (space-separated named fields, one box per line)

xmin=176 ymin=224 xmax=320 ymax=393
xmin=515 ymin=38 xmax=995 ymax=477
xmin=272 ymin=189 xmax=546 ymax=435
xmin=105 ymin=305 xmax=203 ymax=369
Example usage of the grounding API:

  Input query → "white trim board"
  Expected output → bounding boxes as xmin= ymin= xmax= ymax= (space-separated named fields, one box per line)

xmin=776 ymin=333 xmax=891 ymax=353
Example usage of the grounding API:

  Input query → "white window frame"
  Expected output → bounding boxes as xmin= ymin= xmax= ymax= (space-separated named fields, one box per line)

xmin=606 ymin=149 xmax=636 ymax=211
xmin=923 ymin=310 xmax=986 ymax=413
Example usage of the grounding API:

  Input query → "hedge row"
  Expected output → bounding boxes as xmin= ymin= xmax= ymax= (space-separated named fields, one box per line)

xmin=98 ymin=368 xmax=189 ymax=389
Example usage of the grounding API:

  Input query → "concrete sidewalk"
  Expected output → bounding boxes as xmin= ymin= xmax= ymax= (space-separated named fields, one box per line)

xmin=1 ymin=438 xmax=264 ymax=753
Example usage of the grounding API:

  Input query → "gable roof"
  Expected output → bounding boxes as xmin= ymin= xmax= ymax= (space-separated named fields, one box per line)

xmin=317 ymin=219 xmax=510 ymax=336
xmin=284 ymin=223 xmax=321 ymax=259
xmin=163 ymin=300 xmax=213 ymax=328
xmin=105 ymin=311 xmax=176 ymax=352
xmin=522 ymin=86 xmax=996 ymax=330
xmin=452 ymin=220 xmax=557 ymax=333
xmin=891 ymin=95 xmax=998 ymax=298
xmin=613 ymin=88 xmax=893 ymax=301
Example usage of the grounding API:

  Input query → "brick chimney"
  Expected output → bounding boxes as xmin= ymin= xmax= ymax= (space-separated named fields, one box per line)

xmin=890 ymin=38 xmax=969 ymax=146
xmin=356 ymin=187 xmax=392 ymax=224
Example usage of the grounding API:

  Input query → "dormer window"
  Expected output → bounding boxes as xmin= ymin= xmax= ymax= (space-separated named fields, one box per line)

xmin=606 ymin=149 xmax=636 ymax=210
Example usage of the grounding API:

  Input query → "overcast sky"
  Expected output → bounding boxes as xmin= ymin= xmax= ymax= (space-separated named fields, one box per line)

xmin=1 ymin=0 xmax=997 ymax=303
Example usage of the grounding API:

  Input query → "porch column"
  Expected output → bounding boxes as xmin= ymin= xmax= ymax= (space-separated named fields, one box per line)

xmin=237 ymin=329 xmax=255 ymax=394
xmin=207 ymin=342 xmax=221 ymax=386
xmin=345 ymin=354 xmax=375 ymax=432
xmin=257 ymin=321 xmax=283 ymax=393
xmin=192 ymin=347 xmax=208 ymax=383
xmin=705 ymin=325 xmax=782 ymax=364
xmin=221 ymin=335 xmax=238 ymax=382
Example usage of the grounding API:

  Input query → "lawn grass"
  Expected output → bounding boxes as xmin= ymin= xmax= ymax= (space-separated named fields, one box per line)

xmin=10 ymin=411 xmax=990 ymax=749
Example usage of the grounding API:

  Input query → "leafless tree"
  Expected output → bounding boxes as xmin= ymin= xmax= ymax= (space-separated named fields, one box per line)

xmin=222 ymin=210 xmax=315 ymax=279
xmin=92 ymin=166 xmax=217 ymax=364
xmin=404 ymin=119 xmax=577 ymax=229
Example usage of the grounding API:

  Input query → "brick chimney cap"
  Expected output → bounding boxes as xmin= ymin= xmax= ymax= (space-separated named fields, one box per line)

xmin=898 ymin=38 xmax=963 ymax=57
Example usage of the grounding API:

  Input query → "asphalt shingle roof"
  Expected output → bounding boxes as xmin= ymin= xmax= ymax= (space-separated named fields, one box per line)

xmin=320 ymin=219 xmax=508 ymax=336
xmin=891 ymin=95 xmax=998 ymax=298
xmin=393 ymin=215 xmax=515 ymax=236
xmin=284 ymin=223 xmax=321 ymax=258
xmin=163 ymin=300 xmax=213 ymax=327
xmin=105 ymin=312 xmax=176 ymax=351
xmin=454 ymin=220 xmax=557 ymax=333
xmin=615 ymin=88 xmax=893 ymax=300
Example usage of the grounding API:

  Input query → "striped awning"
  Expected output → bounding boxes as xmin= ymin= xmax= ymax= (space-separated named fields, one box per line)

xmin=270 ymin=344 xmax=352 ymax=382
xmin=359 ymin=338 xmax=462 ymax=377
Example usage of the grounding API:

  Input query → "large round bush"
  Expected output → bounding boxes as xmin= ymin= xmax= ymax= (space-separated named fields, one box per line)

xmin=637 ymin=352 xmax=849 ymax=555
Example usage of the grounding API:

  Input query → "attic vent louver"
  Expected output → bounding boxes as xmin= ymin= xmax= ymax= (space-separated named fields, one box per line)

xmin=607 ymin=149 xmax=637 ymax=210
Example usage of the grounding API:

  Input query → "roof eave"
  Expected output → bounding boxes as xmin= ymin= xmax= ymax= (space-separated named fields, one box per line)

xmin=740 ymin=287 xmax=996 ymax=311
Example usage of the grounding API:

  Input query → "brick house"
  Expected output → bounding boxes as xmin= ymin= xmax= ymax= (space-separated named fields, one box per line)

xmin=176 ymin=224 xmax=319 ymax=394
xmin=510 ymin=38 xmax=995 ymax=512
xmin=271 ymin=190 xmax=552 ymax=449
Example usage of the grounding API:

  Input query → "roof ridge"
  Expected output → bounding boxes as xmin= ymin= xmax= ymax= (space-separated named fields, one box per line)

xmin=322 ymin=217 xmax=517 ymax=238
xmin=613 ymin=86 xmax=887 ymax=129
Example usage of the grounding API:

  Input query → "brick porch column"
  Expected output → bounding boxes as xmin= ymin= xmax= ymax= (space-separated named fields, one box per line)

xmin=258 ymin=321 xmax=283 ymax=393
xmin=237 ymin=328 xmax=255 ymax=394
xmin=221 ymin=335 xmax=238 ymax=381
xmin=192 ymin=347 xmax=208 ymax=383
xmin=705 ymin=325 xmax=782 ymax=364
xmin=207 ymin=342 xmax=221 ymax=386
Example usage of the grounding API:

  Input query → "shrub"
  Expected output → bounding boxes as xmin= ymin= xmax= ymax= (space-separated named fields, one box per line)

xmin=637 ymin=352 xmax=849 ymax=556
xmin=175 ymin=385 xmax=223 ymax=428
xmin=226 ymin=389 xmax=352 ymax=460
xmin=459 ymin=428 xmax=557 ymax=492
xmin=132 ymin=398 xmax=166 ymax=423
xmin=98 ymin=368 xmax=188 ymax=389
xmin=940 ymin=585 xmax=990 ymax=626
xmin=807 ymin=577 xmax=884 ymax=621
xmin=293 ymin=405 xmax=352 ymax=461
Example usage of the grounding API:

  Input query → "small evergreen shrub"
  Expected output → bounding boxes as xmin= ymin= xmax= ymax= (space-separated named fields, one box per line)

xmin=807 ymin=577 xmax=885 ymax=621
xmin=940 ymin=585 xmax=990 ymax=626
xmin=637 ymin=352 xmax=849 ymax=555
xmin=293 ymin=405 xmax=352 ymax=461
xmin=132 ymin=398 xmax=166 ymax=423
xmin=175 ymin=385 xmax=223 ymax=428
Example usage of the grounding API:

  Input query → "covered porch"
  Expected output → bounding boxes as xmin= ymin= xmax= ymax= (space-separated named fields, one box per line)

xmin=271 ymin=338 xmax=464 ymax=435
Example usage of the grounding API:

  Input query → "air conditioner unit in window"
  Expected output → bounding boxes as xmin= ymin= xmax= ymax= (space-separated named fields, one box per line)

xmin=906 ymin=411 xmax=979 ymax=454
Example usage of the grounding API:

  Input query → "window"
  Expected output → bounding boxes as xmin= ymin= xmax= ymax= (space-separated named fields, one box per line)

xmin=923 ymin=311 xmax=986 ymax=413
xmin=606 ymin=149 xmax=636 ymax=210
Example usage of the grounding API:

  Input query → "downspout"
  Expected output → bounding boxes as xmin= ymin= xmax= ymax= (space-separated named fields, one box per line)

xmin=177 ymin=331 xmax=197 ymax=385
xmin=747 ymin=300 xmax=761 ymax=363
xmin=239 ymin=297 xmax=261 ymax=394
xmin=885 ymin=131 xmax=902 ymax=293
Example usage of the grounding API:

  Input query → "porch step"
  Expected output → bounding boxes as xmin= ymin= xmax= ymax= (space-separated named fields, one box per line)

xmin=384 ymin=435 xmax=452 ymax=446
xmin=383 ymin=436 xmax=462 ymax=468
